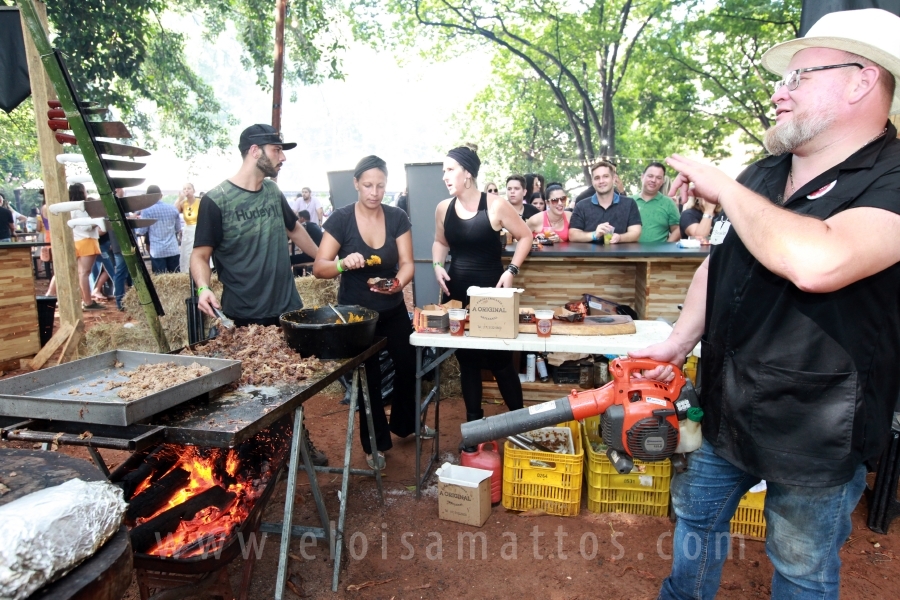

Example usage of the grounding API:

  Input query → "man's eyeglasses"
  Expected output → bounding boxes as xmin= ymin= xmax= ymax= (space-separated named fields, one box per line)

xmin=548 ymin=197 xmax=566 ymax=204
xmin=771 ymin=63 xmax=863 ymax=94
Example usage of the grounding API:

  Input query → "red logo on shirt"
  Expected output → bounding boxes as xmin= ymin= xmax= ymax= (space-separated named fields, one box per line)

xmin=807 ymin=180 xmax=837 ymax=199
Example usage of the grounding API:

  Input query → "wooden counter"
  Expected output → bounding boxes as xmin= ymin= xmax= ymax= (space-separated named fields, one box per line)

xmin=502 ymin=242 xmax=708 ymax=322
xmin=0 ymin=243 xmax=41 ymax=365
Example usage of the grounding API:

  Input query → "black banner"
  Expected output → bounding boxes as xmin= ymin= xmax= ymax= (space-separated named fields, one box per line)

xmin=0 ymin=7 xmax=30 ymax=113
xmin=801 ymin=0 xmax=900 ymax=35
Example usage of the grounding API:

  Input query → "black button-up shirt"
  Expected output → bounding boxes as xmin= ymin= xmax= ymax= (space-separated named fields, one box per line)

xmin=702 ymin=121 xmax=900 ymax=486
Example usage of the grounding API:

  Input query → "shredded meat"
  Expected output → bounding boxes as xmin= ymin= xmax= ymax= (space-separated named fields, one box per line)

xmin=115 ymin=362 xmax=212 ymax=401
xmin=181 ymin=325 xmax=329 ymax=387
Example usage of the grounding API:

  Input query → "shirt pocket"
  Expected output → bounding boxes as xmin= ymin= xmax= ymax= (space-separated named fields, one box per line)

xmin=749 ymin=363 xmax=856 ymax=460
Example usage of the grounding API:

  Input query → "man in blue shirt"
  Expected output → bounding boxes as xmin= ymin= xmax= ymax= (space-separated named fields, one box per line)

xmin=135 ymin=185 xmax=183 ymax=273
xmin=568 ymin=160 xmax=642 ymax=243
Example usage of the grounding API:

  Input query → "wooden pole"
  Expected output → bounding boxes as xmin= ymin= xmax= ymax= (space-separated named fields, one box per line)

xmin=19 ymin=1 xmax=82 ymax=331
xmin=272 ymin=0 xmax=286 ymax=132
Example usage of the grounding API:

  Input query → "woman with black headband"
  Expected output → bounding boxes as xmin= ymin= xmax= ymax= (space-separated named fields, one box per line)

xmin=433 ymin=144 xmax=533 ymax=442
xmin=314 ymin=155 xmax=425 ymax=471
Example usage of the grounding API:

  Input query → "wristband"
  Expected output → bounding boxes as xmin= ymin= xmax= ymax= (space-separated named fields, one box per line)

xmin=702 ymin=214 xmax=713 ymax=219
xmin=433 ymin=261 xmax=442 ymax=269
xmin=506 ymin=264 xmax=520 ymax=276
xmin=336 ymin=257 xmax=344 ymax=273
xmin=196 ymin=286 xmax=209 ymax=296
xmin=591 ymin=231 xmax=598 ymax=242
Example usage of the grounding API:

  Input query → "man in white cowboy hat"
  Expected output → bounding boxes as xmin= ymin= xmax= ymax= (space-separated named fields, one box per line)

xmin=631 ymin=8 xmax=900 ymax=599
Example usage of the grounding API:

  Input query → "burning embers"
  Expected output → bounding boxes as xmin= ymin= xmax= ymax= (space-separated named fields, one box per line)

xmin=119 ymin=419 xmax=290 ymax=558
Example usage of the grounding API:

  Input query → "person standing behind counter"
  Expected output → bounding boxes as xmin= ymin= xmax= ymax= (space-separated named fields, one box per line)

xmin=313 ymin=155 xmax=424 ymax=471
xmin=191 ymin=124 xmax=325 ymax=466
xmin=636 ymin=162 xmax=681 ymax=243
xmin=526 ymin=184 xmax=570 ymax=242
xmin=568 ymin=160 xmax=641 ymax=244
xmin=433 ymin=144 xmax=533 ymax=445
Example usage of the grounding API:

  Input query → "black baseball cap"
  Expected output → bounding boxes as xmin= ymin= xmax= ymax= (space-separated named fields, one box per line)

xmin=238 ymin=124 xmax=297 ymax=153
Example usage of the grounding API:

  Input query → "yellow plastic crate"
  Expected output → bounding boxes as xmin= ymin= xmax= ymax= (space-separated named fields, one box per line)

xmin=502 ymin=420 xmax=583 ymax=516
xmin=730 ymin=490 xmax=766 ymax=540
xmin=581 ymin=415 xmax=672 ymax=517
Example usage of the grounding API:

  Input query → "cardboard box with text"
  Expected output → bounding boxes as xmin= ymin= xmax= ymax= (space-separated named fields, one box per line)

xmin=435 ymin=463 xmax=493 ymax=527
xmin=467 ymin=287 xmax=522 ymax=339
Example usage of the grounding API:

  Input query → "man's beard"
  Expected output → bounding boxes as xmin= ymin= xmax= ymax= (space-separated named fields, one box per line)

xmin=763 ymin=110 xmax=834 ymax=156
xmin=257 ymin=153 xmax=280 ymax=177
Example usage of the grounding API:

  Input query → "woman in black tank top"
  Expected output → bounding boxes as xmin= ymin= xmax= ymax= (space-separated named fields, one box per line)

xmin=433 ymin=145 xmax=533 ymax=441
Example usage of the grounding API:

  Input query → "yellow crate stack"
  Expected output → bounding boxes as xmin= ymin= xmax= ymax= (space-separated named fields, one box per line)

xmin=580 ymin=415 xmax=672 ymax=517
xmin=502 ymin=420 xmax=583 ymax=516
xmin=730 ymin=490 xmax=767 ymax=540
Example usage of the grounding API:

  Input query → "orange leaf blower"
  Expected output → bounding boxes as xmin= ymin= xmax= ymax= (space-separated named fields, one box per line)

xmin=460 ymin=358 xmax=699 ymax=474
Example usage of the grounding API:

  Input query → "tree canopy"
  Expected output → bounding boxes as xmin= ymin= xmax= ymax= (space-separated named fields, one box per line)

xmin=2 ymin=0 xmax=345 ymax=158
xmin=351 ymin=0 xmax=801 ymax=183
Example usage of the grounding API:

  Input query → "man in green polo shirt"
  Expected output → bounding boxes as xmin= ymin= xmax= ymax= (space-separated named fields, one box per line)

xmin=636 ymin=162 xmax=681 ymax=243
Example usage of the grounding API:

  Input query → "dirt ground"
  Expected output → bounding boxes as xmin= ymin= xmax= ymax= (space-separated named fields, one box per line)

xmin=2 ymin=278 xmax=899 ymax=599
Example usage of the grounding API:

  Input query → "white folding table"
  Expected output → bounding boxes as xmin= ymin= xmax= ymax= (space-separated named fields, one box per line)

xmin=408 ymin=320 xmax=681 ymax=496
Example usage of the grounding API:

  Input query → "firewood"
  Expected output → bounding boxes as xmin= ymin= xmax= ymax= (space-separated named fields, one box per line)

xmin=125 ymin=467 xmax=190 ymax=522
xmin=119 ymin=446 xmax=178 ymax=500
xmin=130 ymin=485 xmax=236 ymax=553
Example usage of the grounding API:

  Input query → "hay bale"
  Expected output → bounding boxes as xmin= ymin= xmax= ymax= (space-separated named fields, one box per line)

xmin=84 ymin=323 xmax=160 ymax=356
xmin=294 ymin=275 xmax=338 ymax=307
xmin=440 ymin=355 xmax=462 ymax=397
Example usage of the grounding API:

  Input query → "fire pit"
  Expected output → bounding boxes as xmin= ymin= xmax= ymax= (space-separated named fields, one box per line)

xmin=111 ymin=417 xmax=291 ymax=599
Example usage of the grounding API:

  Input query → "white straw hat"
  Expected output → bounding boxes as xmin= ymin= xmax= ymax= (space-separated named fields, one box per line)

xmin=761 ymin=8 xmax=900 ymax=115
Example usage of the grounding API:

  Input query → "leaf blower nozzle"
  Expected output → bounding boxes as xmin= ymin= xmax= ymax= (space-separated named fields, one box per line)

xmin=460 ymin=398 xmax=575 ymax=449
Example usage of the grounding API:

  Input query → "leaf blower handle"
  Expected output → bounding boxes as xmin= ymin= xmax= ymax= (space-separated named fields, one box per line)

xmin=458 ymin=357 xmax=682 ymax=449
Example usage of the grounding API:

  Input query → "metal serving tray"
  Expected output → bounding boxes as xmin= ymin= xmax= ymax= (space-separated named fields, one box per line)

xmin=0 ymin=350 xmax=241 ymax=426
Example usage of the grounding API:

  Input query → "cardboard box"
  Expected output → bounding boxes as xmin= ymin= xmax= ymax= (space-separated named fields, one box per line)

xmin=435 ymin=463 xmax=493 ymax=527
xmin=467 ymin=287 xmax=522 ymax=339
xmin=413 ymin=300 xmax=462 ymax=333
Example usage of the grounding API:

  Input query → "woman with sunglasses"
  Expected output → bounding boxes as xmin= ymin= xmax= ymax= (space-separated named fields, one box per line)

xmin=526 ymin=184 xmax=570 ymax=242
xmin=483 ymin=182 xmax=499 ymax=194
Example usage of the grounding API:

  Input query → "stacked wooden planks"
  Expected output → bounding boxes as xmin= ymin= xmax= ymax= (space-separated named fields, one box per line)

xmin=0 ymin=247 xmax=40 ymax=363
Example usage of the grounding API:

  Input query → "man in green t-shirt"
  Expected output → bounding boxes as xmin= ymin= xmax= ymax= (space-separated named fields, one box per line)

xmin=636 ymin=162 xmax=681 ymax=243
xmin=191 ymin=124 xmax=327 ymax=465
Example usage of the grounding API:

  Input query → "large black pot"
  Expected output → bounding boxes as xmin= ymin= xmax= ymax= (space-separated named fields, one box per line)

xmin=280 ymin=305 xmax=379 ymax=359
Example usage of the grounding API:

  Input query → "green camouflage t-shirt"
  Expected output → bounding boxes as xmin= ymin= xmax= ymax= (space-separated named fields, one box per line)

xmin=194 ymin=179 xmax=302 ymax=319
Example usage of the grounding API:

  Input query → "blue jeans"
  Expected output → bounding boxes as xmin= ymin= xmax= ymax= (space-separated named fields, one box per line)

xmin=113 ymin=252 xmax=129 ymax=309
xmin=659 ymin=438 xmax=866 ymax=600
xmin=90 ymin=238 xmax=114 ymax=289
xmin=151 ymin=255 xmax=180 ymax=274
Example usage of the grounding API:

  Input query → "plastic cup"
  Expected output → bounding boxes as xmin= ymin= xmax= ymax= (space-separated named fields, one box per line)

xmin=603 ymin=232 xmax=613 ymax=244
xmin=534 ymin=309 xmax=554 ymax=338
xmin=448 ymin=308 xmax=468 ymax=336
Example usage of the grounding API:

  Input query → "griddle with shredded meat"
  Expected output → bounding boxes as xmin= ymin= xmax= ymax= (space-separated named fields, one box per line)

xmin=181 ymin=325 xmax=328 ymax=387
xmin=110 ymin=362 xmax=212 ymax=401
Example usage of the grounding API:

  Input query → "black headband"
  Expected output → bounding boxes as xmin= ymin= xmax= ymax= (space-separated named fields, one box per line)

xmin=354 ymin=155 xmax=388 ymax=179
xmin=545 ymin=184 xmax=564 ymax=194
xmin=447 ymin=146 xmax=480 ymax=178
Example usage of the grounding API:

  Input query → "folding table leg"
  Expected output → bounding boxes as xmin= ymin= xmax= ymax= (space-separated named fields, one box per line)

xmin=415 ymin=347 xmax=423 ymax=498
xmin=325 ymin=364 xmax=385 ymax=592
xmin=274 ymin=406 xmax=331 ymax=600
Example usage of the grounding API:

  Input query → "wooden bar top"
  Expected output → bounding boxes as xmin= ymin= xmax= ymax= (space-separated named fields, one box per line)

xmin=502 ymin=241 xmax=709 ymax=259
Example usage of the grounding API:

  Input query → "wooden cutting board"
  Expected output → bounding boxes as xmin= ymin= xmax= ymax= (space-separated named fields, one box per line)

xmin=519 ymin=314 xmax=636 ymax=336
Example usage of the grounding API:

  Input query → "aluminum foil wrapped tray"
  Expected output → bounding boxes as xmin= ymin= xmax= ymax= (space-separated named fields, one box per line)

xmin=0 ymin=350 xmax=241 ymax=426
xmin=0 ymin=478 xmax=126 ymax=600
